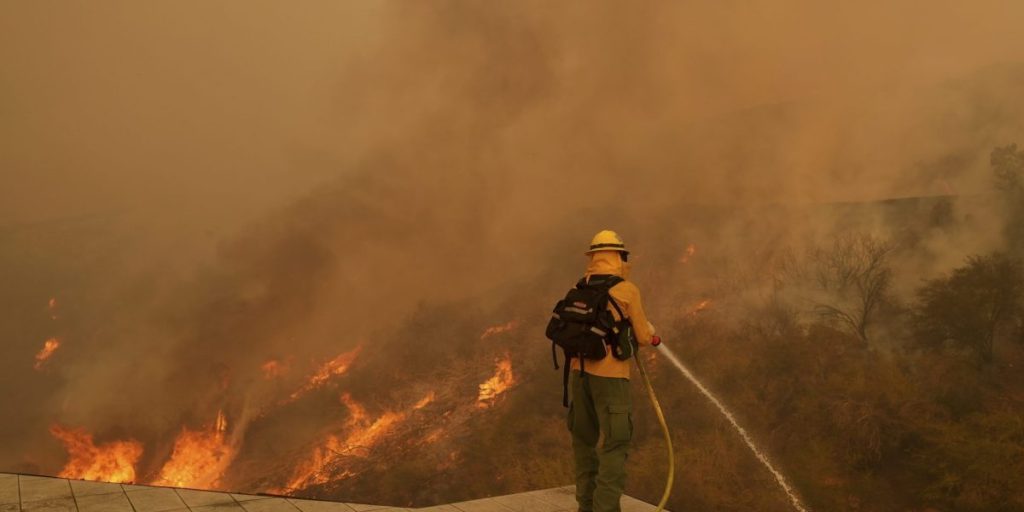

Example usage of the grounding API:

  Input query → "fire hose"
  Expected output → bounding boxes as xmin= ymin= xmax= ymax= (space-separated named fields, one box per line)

xmin=636 ymin=335 xmax=674 ymax=512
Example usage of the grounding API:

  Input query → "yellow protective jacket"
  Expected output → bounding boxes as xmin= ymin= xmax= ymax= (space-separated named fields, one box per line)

xmin=569 ymin=251 xmax=655 ymax=379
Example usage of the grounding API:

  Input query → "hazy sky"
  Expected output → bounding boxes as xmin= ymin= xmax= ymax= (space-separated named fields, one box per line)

xmin=3 ymin=1 xmax=1024 ymax=232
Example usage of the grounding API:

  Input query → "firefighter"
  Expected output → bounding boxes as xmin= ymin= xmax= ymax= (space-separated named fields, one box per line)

xmin=568 ymin=230 xmax=658 ymax=512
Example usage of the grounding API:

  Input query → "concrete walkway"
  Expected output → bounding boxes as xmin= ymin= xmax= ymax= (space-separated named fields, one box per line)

xmin=0 ymin=473 xmax=665 ymax=512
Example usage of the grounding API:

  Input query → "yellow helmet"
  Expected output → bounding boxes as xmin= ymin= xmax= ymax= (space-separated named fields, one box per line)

xmin=585 ymin=230 xmax=629 ymax=256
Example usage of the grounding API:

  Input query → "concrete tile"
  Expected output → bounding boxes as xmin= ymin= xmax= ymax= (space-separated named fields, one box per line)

xmin=121 ymin=485 xmax=156 ymax=492
xmin=286 ymin=498 xmax=355 ymax=512
xmin=619 ymin=496 xmax=664 ymax=512
xmin=77 ymin=492 xmax=134 ymax=512
xmin=239 ymin=498 xmax=300 ymax=512
xmin=126 ymin=488 xmax=186 ymax=512
xmin=19 ymin=477 xmax=71 ymax=503
xmin=343 ymin=504 xmax=389 ymax=511
xmin=491 ymin=493 xmax=561 ymax=512
xmin=0 ymin=475 xmax=18 ymax=505
xmin=343 ymin=505 xmax=387 ymax=512
xmin=526 ymin=488 xmax=577 ymax=510
xmin=415 ymin=506 xmax=459 ymax=512
xmin=193 ymin=503 xmax=248 ymax=512
xmin=21 ymin=497 xmax=76 ymax=512
xmin=1 ymin=502 xmax=19 ymax=512
xmin=175 ymin=489 xmax=235 ymax=508
xmin=448 ymin=498 xmax=513 ymax=512
xmin=70 ymin=480 xmax=124 ymax=497
xmin=231 ymin=494 xmax=269 ymax=503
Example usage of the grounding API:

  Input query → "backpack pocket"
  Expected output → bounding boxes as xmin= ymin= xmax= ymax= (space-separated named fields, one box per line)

xmin=610 ymin=325 xmax=637 ymax=361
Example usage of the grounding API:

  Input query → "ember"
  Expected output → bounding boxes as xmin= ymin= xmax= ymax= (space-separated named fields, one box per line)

xmin=34 ymin=338 xmax=61 ymax=370
xmin=413 ymin=392 xmax=436 ymax=409
xmin=480 ymin=321 xmax=519 ymax=340
xmin=680 ymin=243 xmax=697 ymax=264
xmin=688 ymin=299 xmax=712 ymax=316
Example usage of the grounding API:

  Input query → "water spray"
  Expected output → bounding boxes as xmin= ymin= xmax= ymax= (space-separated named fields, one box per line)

xmin=653 ymin=340 xmax=811 ymax=512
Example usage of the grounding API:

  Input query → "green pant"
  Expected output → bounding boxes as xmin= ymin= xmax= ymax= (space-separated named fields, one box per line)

xmin=567 ymin=370 xmax=633 ymax=512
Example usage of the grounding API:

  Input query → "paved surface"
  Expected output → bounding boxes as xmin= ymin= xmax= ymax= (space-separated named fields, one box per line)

xmin=0 ymin=473 xmax=665 ymax=512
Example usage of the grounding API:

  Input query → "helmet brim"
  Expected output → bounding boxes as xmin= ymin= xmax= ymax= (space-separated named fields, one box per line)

xmin=585 ymin=248 xmax=630 ymax=256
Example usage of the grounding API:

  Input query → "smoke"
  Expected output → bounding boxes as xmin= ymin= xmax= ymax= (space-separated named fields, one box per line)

xmin=2 ymin=0 xmax=1024 ymax=499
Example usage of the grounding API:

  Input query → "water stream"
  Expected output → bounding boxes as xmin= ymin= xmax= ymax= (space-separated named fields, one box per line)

xmin=657 ymin=344 xmax=811 ymax=512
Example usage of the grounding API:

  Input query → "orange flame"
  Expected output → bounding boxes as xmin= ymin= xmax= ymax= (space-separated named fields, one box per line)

xmin=48 ymin=297 xmax=58 ymax=319
xmin=287 ymin=345 xmax=363 ymax=401
xmin=680 ymin=243 xmax=697 ymax=264
xmin=688 ymin=299 xmax=712 ymax=316
xmin=281 ymin=435 xmax=357 ymax=491
xmin=423 ymin=428 xmax=446 ymax=445
xmin=480 ymin=321 xmax=519 ymax=340
xmin=34 ymin=338 xmax=61 ymax=370
xmin=339 ymin=393 xmax=369 ymax=426
xmin=50 ymin=425 xmax=143 ymax=484
xmin=413 ymin=392 xmax=436 ymax=410
xmin=338 ymin=411 xmax=405 ymax=457
xmin=152 ymin=410 xmax=234 ymax=489
xmin=283 ymin=391 xmax=435 ymax=492
xmin=477 ymin=355 xmax=516 ymax=408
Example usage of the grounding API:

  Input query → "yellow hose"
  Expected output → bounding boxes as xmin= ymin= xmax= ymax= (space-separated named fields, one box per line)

xmin=635 ymin=348 xmax=674 ymax=511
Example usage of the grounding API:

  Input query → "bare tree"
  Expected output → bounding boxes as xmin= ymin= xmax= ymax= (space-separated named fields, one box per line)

xmin=807 ymin=234 xmax=896 ymax=343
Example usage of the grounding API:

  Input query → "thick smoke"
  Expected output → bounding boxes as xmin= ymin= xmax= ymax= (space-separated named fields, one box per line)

xmin=2 ymin=0 xmax=1024 ymax=499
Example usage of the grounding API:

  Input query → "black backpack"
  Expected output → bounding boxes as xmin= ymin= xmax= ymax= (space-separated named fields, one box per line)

xmin=545 ymin=274 xmax=630 ymax=407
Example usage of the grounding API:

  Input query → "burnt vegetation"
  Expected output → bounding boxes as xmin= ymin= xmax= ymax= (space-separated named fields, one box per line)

xmin=4 ymin=145 xmax=1024 ymax=512
xmin=231 ymin=146 xmax=1024 ymax=511
xmin=630 ymin=146 xmax=1024 ymax=512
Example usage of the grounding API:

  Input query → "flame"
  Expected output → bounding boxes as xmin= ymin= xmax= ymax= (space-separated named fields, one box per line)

xmin=687 ymin=299 xmax=712 ymax=316
xmin=50 ymin=425 xmax=143 ymax=484
xmin=339 ymin=393 xmax=369 ymax=426
xmin=215 ymin=411 xmax=228 ymax=432
xmin=339 ymin=411 xmax=405 ymax=456
xmin=34 ymin=337 xmax=61 ymax=370
xmin=477 ymin=355 xmax=516 ymax=408
xmin=281 ymin=435 xmax=358 ymax=491
xmin=413 ymin=392 xmax=436 ymax=410
xmin=680 ymin=243 xmax=697 ymax=264
xmin=261 ymin=359 xmax=288 ymax=380
xmin=48 ymin=297 xmax=58 ymax=319
xmin=480 ymin=320 xmax=519 ymax=340
xmin=283 ymin=391 xmax=435 ymax=492
xmin=152 ymin=410 xmax=235 ymax=489
xmin=287 ymin=345 xmax=362 ymax=401
xmin=423 ymin=429 xmax=445 ymax=445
